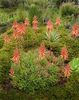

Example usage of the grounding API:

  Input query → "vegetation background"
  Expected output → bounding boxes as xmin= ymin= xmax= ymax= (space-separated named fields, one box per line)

xmin=0 ymin=0 xmax=79 ymax=100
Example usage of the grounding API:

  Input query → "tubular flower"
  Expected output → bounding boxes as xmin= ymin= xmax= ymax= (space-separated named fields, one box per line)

xmin=13 ymin=31 xmax=20 ymax=39
xmin=12 ymin=20 xmax=19 ymax=29
xmin=24 ymin=19 xmax=29 ymax=27
xmin=32 ymin=16 xmax=38 ymax=32
xmin=12 ymin=23 xmax=26 ymax=39
xmin=3 ymin=34 xmax=10 ymax=43
xmin=39 ymin=43 xmax=46 ymax=59
xmin=16 ymin=24 xmax=26 ymax=35
xmin=61 ymin=47 xmax=68 ymax=60
xmin=47 ymin=19 xmax=53 ymax=33
xmin=72 ymin=23 xmax=79 ymax=37
xmin=63 ymin=64 xmax=71 ymax=78
xmin=12 ymin=48 xmax=20 ymax=64
xmin=9 ymin=68 xmax=14 ymax=77
xmin=55 ymin=18 xmax=61 ymax=26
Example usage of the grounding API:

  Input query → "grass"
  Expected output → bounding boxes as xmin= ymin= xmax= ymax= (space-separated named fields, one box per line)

xmin=0 ymin=8 xmax=28 ymax=24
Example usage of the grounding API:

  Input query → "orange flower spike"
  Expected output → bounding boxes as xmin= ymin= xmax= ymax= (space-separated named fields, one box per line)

xmin=55 ymin=18 xmax=61 ymax=26
xmin=39 ymin=43 xmax=46 ymax=59
xmin=16 ymin=24 xmax=26 ymax=35
xmin=47 ymin=19 xmax=53 ymax=33
xmin=12 ymin=20 xmax=19 ymax=29
xmin=61 ymin=47 xmax=68 ymax=60
xmin=24 ymin=19 xmax=29 ymax=27
xmin=32 ymin=16 xmax=38 ymax=32
xmin=13 ymin=31 xmax=19 ymax=39
xmin=3 ymin=34 xmax=10 ymax=43
xmin=13 ymin=23 xmax=26 ymax=39
xmin=72 ymin=23 xmax=79 ymax=37
xmin=64 ymin=64 xmax=71 ymax=78
xmin=9 ymin=68 xmax=14 ymax=77
xmin=12 ymin=48 xmax=20 ymax=64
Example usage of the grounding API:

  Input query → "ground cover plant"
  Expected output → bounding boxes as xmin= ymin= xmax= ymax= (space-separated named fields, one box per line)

xmin=0 ymin=0 xmax=79 ymax=100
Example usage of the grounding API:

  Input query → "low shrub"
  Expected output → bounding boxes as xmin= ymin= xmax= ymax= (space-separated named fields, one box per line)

xmin=0 ymin=48 xmax=11 ymax=83
xmin=23 ymin=27 xmax=46 ymax=49
xmin=60 ymin=34 xmax=79 ymax=60
xmin=60 ymin=3 xmax=79 ymax=17
xmin=0 ymin=0 xmax=19 ymax=8
xmin=10 ymin=49 xmax=59 ymax=92
xmin=44 ymin=40 xmax=62 ymax=56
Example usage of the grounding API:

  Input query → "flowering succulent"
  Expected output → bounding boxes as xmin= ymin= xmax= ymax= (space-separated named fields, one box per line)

xmin=12 ymin=21 xmax=26 ymax=39
xmin=3 ymin=34 xmax=10 ymax=44
xmin=9 ymin=68 xmax=14 ymax=77
xmin=32 ymin=16 xmax=38 ymax=32
xmin=39 ymin=43 xmax=46 ymax=59
xmin=12 ymin=48 xmax=20 ymax=64
xmin=55 ymin=17 xmax=61 ymax=26
xmin=47 ymin=19 xmax=53 ymax=33
xmin=61 ymin=47 xmax=68 ymax=60
xmin=24 ymin=19 xmax=29 ymax=27
xmin=71 ymin=23 xmax=79 ymax=37
xmin=63 ymin=64 xmax=71 ymax=78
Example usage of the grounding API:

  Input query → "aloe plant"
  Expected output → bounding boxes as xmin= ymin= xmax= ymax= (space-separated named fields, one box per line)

xmin=70 ymin=58 xmax=79 ymax=73
xmin=45 ymin=31 xmax=60 ymax=42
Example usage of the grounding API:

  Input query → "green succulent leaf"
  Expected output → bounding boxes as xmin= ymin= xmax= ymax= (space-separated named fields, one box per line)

xmin=70 ymin=58 xmax=79 ymax=72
